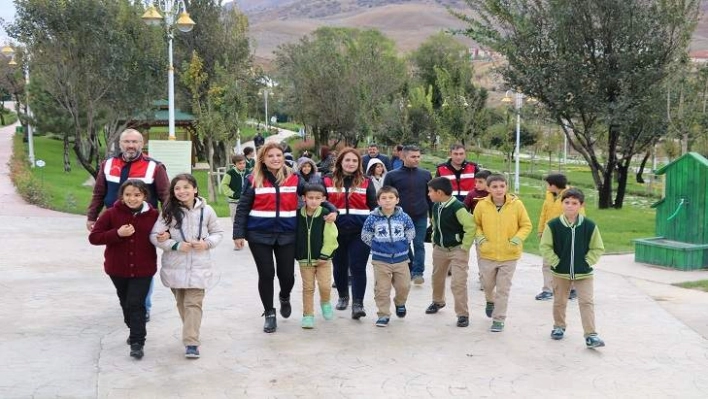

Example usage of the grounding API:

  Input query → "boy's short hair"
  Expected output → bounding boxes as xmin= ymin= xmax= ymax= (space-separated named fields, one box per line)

xmin=545 ymin=173 xmax=568 ymax=189
xmin=231 ymin=154 xmax=246 ymax=164
xmin=243 ymin=147 xmax=254 ymax=156
xmin=377 ymin=185 xmax=399 ymax=199
xmin=487 ymin=173 xmax=507 ymax=186
xmin=561 ymin=188 xmax=585 ymax=204
xmin=475 ymin=170 xmax=491 ymax=180
xmin=302 ymin=183 xmax=327 ymax=197
xmin=395 ymin=144 xmax=403 ymax=151
xmin=427 ymin=177 xmax=453 ymax=195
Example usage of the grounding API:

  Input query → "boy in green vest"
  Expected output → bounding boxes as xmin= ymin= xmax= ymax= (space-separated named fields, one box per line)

xmin=539 ymin=188 xmax=605 ymax=348
xmin=425 ymin=177 xmax=476 ymax=327
xmin=295 ymin=183 xmax=339 ymax=329
xmin=220 ymin=155 xmax=248 ymax=250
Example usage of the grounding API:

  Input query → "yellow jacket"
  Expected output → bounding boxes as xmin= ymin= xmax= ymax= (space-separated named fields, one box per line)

xmin=474 ymin=194 xmax=533 ymax=261
xmin=537 ymin=186 xmax=585 ymax=234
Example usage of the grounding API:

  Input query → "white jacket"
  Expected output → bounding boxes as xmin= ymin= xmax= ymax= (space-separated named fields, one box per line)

xmin=150 ymin=197 xmax=224 ymax=289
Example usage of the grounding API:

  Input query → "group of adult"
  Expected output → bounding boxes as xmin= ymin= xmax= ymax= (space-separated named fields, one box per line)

xmin=86 ymin=129 xmax=481 ymax=334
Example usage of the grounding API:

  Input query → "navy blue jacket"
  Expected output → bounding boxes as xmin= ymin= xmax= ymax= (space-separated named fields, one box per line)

xmin=382 ymin=166 xmax=432 ymax=220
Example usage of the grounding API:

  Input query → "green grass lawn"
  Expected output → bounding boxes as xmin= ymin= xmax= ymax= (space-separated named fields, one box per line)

xmin=18 ymin=135 xmax=655 ymax=254
xmin=674 ymin=280 xmax=708 ymax=292
xmin=1 ymin=108 xmax=18 ymax=126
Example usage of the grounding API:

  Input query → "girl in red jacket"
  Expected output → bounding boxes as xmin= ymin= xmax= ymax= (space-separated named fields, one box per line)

xmin=89 ymin=180 xmax=159 ymax=360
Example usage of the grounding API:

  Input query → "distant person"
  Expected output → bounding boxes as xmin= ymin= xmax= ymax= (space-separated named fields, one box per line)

xmin=425 ymin=177 xmax=475 ymax=328
xmin=390 ymin=145 xmax=404 ymax=170
xmin=295 ymin=183 xmax=339 ymax=329
xmin=362 ymin=143 xmax=391 ymax=171
xmin=539 ymin=188 xmax=606 ymax=348
xmin=474 ymin=173 xmax=532 ymax=332
xmin=317 ymin=146 xmax=336 ymax=175
xmin=365 ymin=158 xmax=388 ymax=192
xmin=243 ymin=146 xmax=256 ymax=173
xmin=88 ymin=180 xmax=159 ymax=360
xmin=361 ymin=186 xmax=416 ymax=327
xmin=86 ymin=128 xmax=170 ymax=322
xmin=536 ymin=173 xmax=584 ymax=301
xmin=463 ymin=169 xmax=491 ymax=288
xmin=435 ymin=143 xmax=479 ymax=203
xmin=150 ymin=174 xmax=224 ymax=359
xmin=383 ymin=145 xmax=432 ymax=284
xmin=220 ymin=154 xmax=248 ymax=250
xmin=254 ymin=131 xmax=265 ymax=151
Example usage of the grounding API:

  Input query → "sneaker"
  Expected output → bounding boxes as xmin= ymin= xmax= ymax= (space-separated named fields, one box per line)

xmin=279 ymin=297 xmax=292 ymax=318
xmin=457 ymin=316 xmax=469 ymax=327
xmin=413 ymin=275 xmax=425 ymax=285
xmin=585 ymin=334 xmax=605 ymax=349
xmin=569 ymin=289 xmax=578 ymax=301
xmin=425 ymin=302 xmax=445 ymax=314
xmin=551 ymin=327 xmax=565 ymax=340
xmin=395 ymin=305 xmax=407 ymax=318
xmin=335 ymin=296 xmax=349 ymax=310
xmin=321 ymin=302 xmax=334 ymax=320
xmin=129 ymin=343 xmax=144 ymax=360
xmin=185 ymin=345 xmax=200 ymax=359
xmin=485 ymin=302 xmax=494 ymax=318
xmin=301 ymin=315 xmax=315 ymax=329
xmin=535 ymin=291 xmax=553 ymax=301
xmin=375 ymin=316 xmax=390 ymax=327
xmin=490 ymin=321 xmax=504 ymax=332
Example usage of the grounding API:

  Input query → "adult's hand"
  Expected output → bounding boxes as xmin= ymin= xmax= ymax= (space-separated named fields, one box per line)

xmin=324 ymin=213 xmax=337 ymax=223
xmin=234 ymin=239 xmax=245 ymax=250
xmin=86 ymin=220 xmax=95 ymax=232
xmin=156 ymin=231 xmax=170 ymax=242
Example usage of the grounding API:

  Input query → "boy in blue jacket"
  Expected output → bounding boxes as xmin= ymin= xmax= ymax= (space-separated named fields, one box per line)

xmin=361 ymin=186 xmax=416 ymax=327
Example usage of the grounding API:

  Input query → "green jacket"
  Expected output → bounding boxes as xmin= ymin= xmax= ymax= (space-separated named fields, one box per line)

xmin=220 ymin=167 xmax=247 ymax=203
xmin=431 ymin=197 xmax=475 ymax=251
xmin=295 ymin=206 xmax=339 ymax=266
xmin=539 ymin=214 xmax=604 ymax=280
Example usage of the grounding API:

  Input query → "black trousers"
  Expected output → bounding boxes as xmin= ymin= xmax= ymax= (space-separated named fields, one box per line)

xmin=249 ymin=242 xmax=296 ymax=312
xmin=109 ymin=276 xmax=152 ymax=345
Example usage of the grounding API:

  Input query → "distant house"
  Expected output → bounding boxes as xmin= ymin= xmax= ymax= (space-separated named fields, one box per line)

xmin=689 ymin=50 xmax=708 ymax=64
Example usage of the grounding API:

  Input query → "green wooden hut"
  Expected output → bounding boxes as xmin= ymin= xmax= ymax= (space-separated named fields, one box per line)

xmin=634 ymin=152 xmax=708 ymax=270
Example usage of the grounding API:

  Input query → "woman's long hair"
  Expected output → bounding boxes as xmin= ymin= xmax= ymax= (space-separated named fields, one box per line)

xmin=252 ymin=142 xmax=292 ymax=188
xmin=161 ymin=173 xmax=198 ymax=229
xmin=331 ymin=147 xmax=365 ymax=191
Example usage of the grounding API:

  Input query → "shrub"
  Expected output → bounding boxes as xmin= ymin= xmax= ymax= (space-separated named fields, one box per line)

xmin=9 ymin=134 xmax=49 ymax=207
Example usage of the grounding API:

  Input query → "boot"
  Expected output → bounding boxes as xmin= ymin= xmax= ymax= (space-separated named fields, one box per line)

xmin=129 ymin=343 xmax=144 ymax=360
xmin=263 ymin=309 xmax=277 ymax=333
xmin=351 ymin=299 xmax=366 ymax=320
xmin=279 ymin=297 xmax=292 ymax=318
xmin=336 ymin=296 xmax=349 ymax=310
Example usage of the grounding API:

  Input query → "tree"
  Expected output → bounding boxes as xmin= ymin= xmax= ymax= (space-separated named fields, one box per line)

xmin=454 ymin=0 xmax=699 ymax=208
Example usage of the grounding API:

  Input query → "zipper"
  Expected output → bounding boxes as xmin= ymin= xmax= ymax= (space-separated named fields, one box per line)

xmin=569 ymin=223 xmax=576 ymax=279
xmin=387 ymin=215 xmax=395 ymax=260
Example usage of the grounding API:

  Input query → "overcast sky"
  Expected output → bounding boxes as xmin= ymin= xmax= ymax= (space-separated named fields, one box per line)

xmin=0 ymin=0 xmax=15 ymax=40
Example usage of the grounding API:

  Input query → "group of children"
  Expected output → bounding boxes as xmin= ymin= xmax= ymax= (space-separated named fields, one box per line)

xmin=90 ymin=149 xmax=606 ymax=363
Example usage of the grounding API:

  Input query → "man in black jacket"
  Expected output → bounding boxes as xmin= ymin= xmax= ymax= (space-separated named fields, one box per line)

xmin=383 ymin=145 xmax=432 ymax=284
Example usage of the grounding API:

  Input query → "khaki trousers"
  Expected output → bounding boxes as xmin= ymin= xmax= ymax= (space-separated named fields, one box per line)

xmin=541 ymin=260 xmax=554 ymax=292
xmin=228 ymin=202 xmax=239 ymax=224
xmin=552 ymin=276 xmax=596 ymax=336
xmin=478 ymin=258 xmax=517 ymax=322
xmin=171 ymin=288 xmax=205 ymax=346
xmin=432 ymin=246 xmax=470 ymax=317
xmin=299 ymin=261 xmax=333 ymax=316
xmin=372 ymin=260 xmax=411 ymax=318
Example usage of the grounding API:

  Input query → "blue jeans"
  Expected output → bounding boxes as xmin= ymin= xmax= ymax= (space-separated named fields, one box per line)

xmin=333 ymin=231 xmax=371 ymax=301
xmin=145 ymin=277 xmax=154 ymax=313
xmin=409 ymin=217 xmax=427 ymax=277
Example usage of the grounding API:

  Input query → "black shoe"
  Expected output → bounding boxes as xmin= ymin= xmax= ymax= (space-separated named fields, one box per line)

xmin=569 ymin=289 xmax=578 ymax=301
xmin=457 ymin=316 xmax=469 ymax=327
xmin=351 ymin=299 xmax=366 ymax=320
xmin=279 ymin=297 xmax=292 ymax=319
xmin=263 ymin=309 xmax=277 ymax=333
xmin=130 ymin=343 xmax=144 ymax=360
xmin=336 ymin=296 xmax=349 ymax=310
xmin=425 ymin=302 xmax=445 ymax=314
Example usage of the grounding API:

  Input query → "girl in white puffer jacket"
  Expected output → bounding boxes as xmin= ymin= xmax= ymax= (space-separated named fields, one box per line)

xmin=150 ymin=173 xmax=223 ymax=359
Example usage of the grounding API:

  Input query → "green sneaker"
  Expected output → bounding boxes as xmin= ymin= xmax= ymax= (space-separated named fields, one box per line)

xmin=301 ymin=315 xmax=315 ymax=329
xmin=490 ymin=321 xmax=504 ymax=332
xmin=321 ymin=302 xmax=334 ymax=320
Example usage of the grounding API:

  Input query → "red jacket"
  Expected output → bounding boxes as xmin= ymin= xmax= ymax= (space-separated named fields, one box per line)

xmin=88 ymin=201 xmax=159 ymax=278
xmin=436 ymin=160 xmax=478 ymax=201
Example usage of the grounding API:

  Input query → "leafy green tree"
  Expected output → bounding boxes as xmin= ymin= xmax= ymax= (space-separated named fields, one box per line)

xmin=454 ymin=0 xmax=699 ymax=208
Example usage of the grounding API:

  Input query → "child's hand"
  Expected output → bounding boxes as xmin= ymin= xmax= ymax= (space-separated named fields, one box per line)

xmin=510 ymin=237 xmax=522 ymax=246
xmin=117 ymin=224 xmax=135 ymax=237
xmin=178 ymin=242 xmax=192 ymax=252
xmin=156 ymin=231 xmax=170 ymax=242
xmin=190 ymin=240 xmax=209 ymax=251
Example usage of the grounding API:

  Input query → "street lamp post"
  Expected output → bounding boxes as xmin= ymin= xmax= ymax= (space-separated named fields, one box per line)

xmin=142 ymin=1 xmax=195 ymax=140
xmin=259 ymin=89 xmax=272 ymax=132
xmin=501 ymin=90 xmax=536 ymax=194
xmin=2 ymin=44 xmax=35 ymax=168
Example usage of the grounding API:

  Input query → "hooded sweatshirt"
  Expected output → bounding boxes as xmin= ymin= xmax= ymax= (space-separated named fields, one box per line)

xmin=365 ymin=158 xmax=388 ymax=192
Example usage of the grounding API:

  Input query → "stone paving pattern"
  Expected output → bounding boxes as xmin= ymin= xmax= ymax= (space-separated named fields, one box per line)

xmin=2 ymin=123 xmax=708 ymax=398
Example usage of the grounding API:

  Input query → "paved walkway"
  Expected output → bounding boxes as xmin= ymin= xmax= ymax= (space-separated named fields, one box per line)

xmin=2 ymin=122 xmax=708 ymax=398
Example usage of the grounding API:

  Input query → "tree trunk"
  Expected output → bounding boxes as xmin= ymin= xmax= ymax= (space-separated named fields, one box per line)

xmin=614 ymin=162 xmax=629 ymax=209
xmin=63 ymin=130 xmax=71 ymax=173
xmin=636 ymin=150 xmax=651 ymax=184
xmin=207 ymin=138 xmax=216 ymax=203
